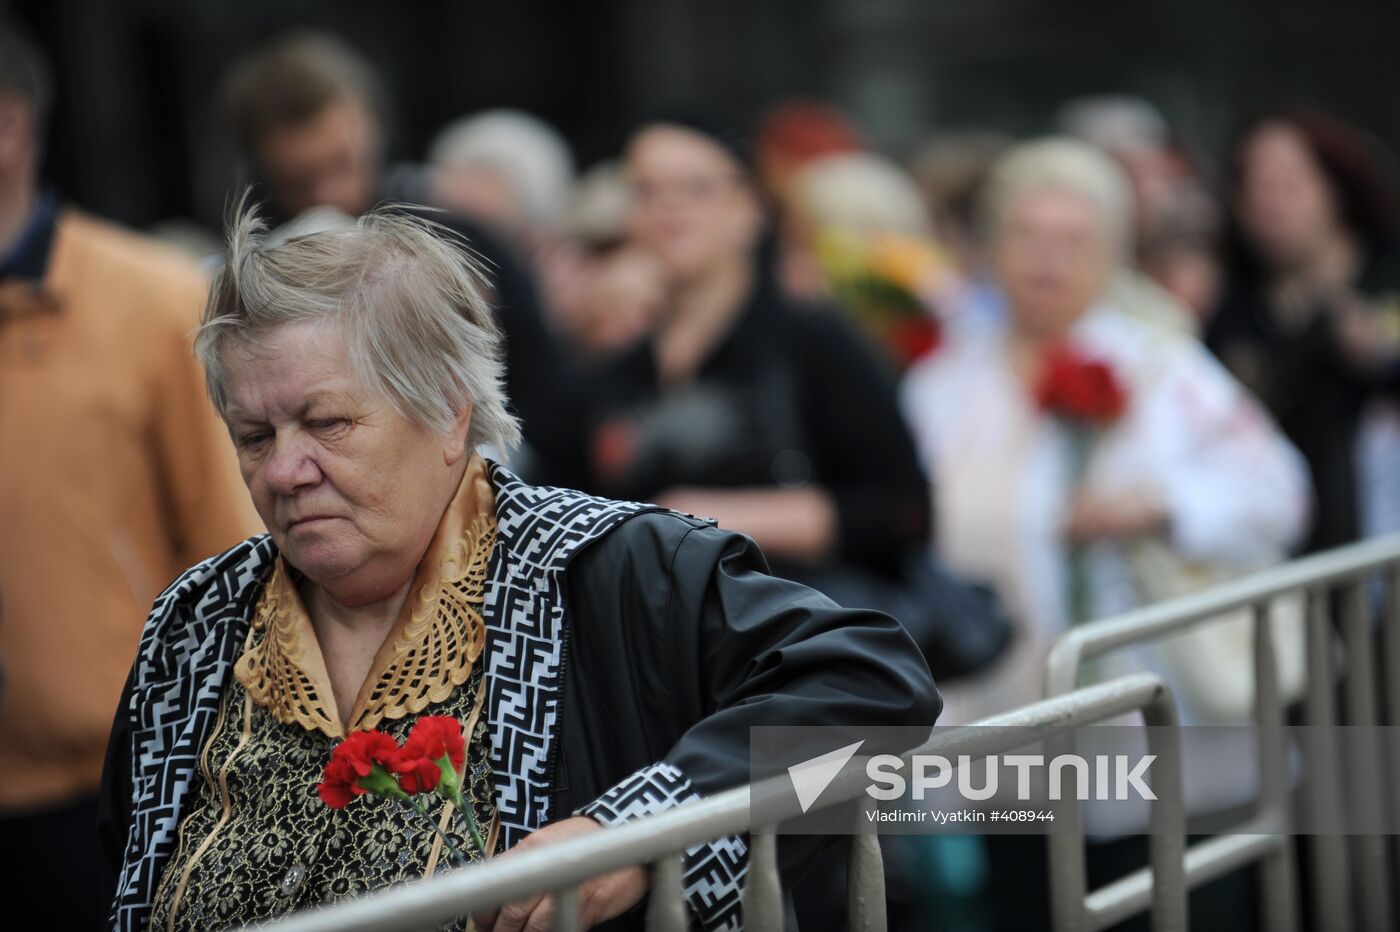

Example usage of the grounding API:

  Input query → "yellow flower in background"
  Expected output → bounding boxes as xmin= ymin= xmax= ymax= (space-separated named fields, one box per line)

xmin=810 ymin=223 xmax=949 ymax=371
xmin=866 ymin=232 xmax=948 ymax=294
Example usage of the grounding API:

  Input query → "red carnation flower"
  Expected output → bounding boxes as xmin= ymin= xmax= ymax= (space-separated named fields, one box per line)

xmin=402 ymin=716 xmax=466 ymax=770
xmin=395 ymin=755 xmax=443 ymax=794
xmin=317 ymin=729 xmax=400 ymax=810
xmin=1034 ymin=344 xmax=1127 ymax=425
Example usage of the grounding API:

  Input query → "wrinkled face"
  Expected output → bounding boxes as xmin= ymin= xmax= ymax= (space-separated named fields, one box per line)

xmin=993 ymin=187 xmax=1115 ymax=338
xmin=221 ymin=322 xmax=468 ymax=604
xmin=626 ymin=125 xmax=762 ymax=282
xmin=256 ymin=97 xmax=381 ymax=219
xmin=1236 ymin=123 xmax=1341 ymax=271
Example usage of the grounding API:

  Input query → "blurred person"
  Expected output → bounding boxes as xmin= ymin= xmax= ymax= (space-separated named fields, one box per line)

xmin=527 ymin=160 xmax=666 ymax=361
xmin=1208 ymin=109 xmax=1400 ymax=553
xmin=427 ymin=108 xmax=574 ymax=243
xmin=580 ymin=113 xmax=930 ymax=582
xmin=909 ymin=131 xmax=1014 ymax=337
xmin=901 ymin=137 xmax=1309 ymax=930
xmin=579 ymin=111 xmax=1008 ymax=676
xmin=902 ymin=135 xmax=1308 ymax=722
xmin=784 ymin=151 xmax=960 ymax=369
xmin=219 ymin=32 xmax=574 ymax=482
xmin=0 ymin=19 xmax=259 ymax=929
xmin=1060 ymin=95 xmax=1219 ymax=331
xmin=753 ymin=99 xmax=865 ymax=205
xmin=584 ymin=110 xmax=1002 ymax=932
xmin=570 ymin=241 xmax=668 ymax=359
xmin=909 ymin=131 xmax=1011 ymax=269
xmin=426 ymin=109 xmax=587 ymax=338
xmin=1140 ymin=223 xmax=1223 ymax=322
xmin=99 ymin=200 xmax=939 ymax=932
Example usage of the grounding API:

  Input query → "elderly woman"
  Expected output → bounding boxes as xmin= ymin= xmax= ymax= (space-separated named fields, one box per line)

xmin=98 ymin=202 xmax=939 ymax=932
xmin=900 ymin=135 xmax=1309 ymax=931
xmin=902 ymin=138 xmax=1311 ymax=725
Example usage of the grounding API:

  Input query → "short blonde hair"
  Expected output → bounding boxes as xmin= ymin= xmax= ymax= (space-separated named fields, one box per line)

xmin=197 ymin=195 xmax=521 ymax=453
xmin=981 ymin=137 xmax=1135 ymax=256
xmin=791 ymin=152 xmax=931 ymax=238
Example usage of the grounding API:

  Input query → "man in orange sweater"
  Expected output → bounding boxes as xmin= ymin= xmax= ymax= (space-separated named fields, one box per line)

xmin=0 ymin=19 xmax=259 ymax=928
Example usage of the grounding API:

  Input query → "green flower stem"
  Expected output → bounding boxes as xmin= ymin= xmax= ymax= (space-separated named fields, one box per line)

xmin=405 ymin=798 xmax=473 ymax=868
xmin=446 ymin=786 xmax=487 ymax=857
xmin=1066 ymin=425 xmax=1093 ymax=628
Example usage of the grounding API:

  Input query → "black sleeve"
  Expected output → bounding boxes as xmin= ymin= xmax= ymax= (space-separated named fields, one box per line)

xmin=792 ymin=311 xmax=933 ymax=569
xmin=566 ymin=513 xmax=939 ymax=924
xmin=661 ymin=521 xmax=940 ymax=793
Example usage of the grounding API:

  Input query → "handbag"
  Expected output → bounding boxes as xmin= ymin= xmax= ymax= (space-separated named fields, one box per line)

xmin=1123 ymin=537 xmax=1307 ymax=724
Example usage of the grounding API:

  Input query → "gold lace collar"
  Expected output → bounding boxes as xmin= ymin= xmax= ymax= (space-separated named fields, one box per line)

xmin=235 ymin=454 xmax=497 ymax=738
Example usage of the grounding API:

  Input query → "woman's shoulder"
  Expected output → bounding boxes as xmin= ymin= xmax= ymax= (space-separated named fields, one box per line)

xmin=137 ymin=534 xmax=275 ymax=681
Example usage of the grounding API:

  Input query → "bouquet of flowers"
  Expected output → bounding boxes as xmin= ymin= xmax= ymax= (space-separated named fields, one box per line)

xmin=317 ymin=715 xmax=486 ymax=866
xmin=813 ymin=227 xmax=952 ymax=370
xmin=1034 ymin=343 xmax=1128 ymax=624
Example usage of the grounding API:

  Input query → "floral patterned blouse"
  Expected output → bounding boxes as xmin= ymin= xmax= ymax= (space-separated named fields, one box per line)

xmin=149 ymin=458 xmax=502 ymax=931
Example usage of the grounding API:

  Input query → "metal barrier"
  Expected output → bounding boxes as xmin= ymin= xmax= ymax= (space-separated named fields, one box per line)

xmin=1043 ymin=532 xmax=1400 ymax=932
xmin=254 ymin=533 xmax=1400 ymax=932
xmin=260 ymin=673 xmax=1187 ymax=932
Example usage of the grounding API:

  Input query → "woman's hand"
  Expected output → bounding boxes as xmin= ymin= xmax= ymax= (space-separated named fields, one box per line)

xmin=471 ymin=816 xmax=650 ymax=932
xmin=1065 ymin=490 xmax=1171 ymax=543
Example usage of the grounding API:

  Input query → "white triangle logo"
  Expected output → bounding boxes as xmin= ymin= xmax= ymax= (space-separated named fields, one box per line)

xmin=788 ymin=740 xmax=865 ymax=814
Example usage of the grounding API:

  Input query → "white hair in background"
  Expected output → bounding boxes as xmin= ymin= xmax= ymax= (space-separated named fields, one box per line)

xmin=982 ymin=136 xmax=1136 ymax=257
xmin=790 ymin=152 xmax=932 ymax=237
xmin=428 ymin=109 xmax=575 ymax=229
xmin=1057 ymin=95 xmax=1170 ymax=157
xmin=198 ymin=194 xmax=521 ymax=453
xmin=564 ymin=160 xmax=633 ymax=247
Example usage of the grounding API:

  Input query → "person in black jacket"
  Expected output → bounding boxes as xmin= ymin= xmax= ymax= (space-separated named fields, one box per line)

xmin=98 ymin=198 xmax=939 ymax=932
xmin=575 ymin=112 xmax=932 ymax=597
xmin=217 ymin=30 xmax=577 ymax=483
xmin=1207 ymin=110 xmax=1400 ymax=552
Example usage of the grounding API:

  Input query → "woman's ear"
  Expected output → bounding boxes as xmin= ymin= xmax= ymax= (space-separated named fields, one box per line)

xmin=443 ymin=400 xmax=474 ymax=465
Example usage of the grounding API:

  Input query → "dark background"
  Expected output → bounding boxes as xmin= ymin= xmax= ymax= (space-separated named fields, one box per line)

xmin=9 ymin=0 xmax=1400 ymax=230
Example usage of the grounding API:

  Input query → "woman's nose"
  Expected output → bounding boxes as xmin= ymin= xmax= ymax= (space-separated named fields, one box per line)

xmin=262 ymin=432 xmax=322 ymax=493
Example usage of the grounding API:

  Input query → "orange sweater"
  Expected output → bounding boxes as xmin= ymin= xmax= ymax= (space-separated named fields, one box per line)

xmin=0 ymin=211 xmax=261 ymax=811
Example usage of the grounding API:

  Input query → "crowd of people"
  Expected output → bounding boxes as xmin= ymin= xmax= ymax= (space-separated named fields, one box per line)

xmin=3 ymin=16 xmax=1400 ymax=932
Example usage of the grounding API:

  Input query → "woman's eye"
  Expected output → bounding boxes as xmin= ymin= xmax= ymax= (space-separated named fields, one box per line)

xmin=309 ymin=418 xmax=350 ymax=432
xmin=238 ymin=431 xmax=271 ymax=450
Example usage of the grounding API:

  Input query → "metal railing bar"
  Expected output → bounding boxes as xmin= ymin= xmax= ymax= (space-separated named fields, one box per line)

xmin=258 ymin=785 xmax=754 ymax=932
xmin=1253 ymin=599 xmax=1300 ymax=932
xmin=643 ymin=854 xmax=686 ymax=932
xmin=1303 ymin=588 xmax=1352 ymax=932
xmin=742 ymin=828 xmax=783 ymax=931
xmin=1083 ymin=827 xmax=1285 ymax=930
xmin=847 ymin=799 xmax=887 ymax=932
xmin=1140 ymin=674 xmax=1186 ymax=931
xmin=1340 ymin=580 xmax=1392 ymax=932
xmin=550 ymin=886 xmax=578 ymax=932
xmin=259 ymin=674 xmax=1180 ymax=932
xmin=1045 ymin=534 xmax=1400 ymax=696
xmin=1385 ymin=568 xmax=1400 ymax=899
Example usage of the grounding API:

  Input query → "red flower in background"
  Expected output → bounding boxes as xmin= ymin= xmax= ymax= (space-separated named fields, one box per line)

xmin=1034 ymin=344 xmax=1127 ymax=425
xmin=888 ymin=317 xmax=943 ymax=368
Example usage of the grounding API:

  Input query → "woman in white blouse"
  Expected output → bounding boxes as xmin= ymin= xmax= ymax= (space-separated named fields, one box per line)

xmin=902 ymin=138 xmax=1311 ymax=731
